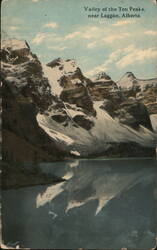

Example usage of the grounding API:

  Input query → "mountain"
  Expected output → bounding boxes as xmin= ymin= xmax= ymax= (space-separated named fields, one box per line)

xmin=87 ymin=72 xmax=119 ymax=101
xmin=1 ymin=39 xmax=157 ymax=165
xmin=117 ymin=72 xmax=157 ymax=135
xmin=117 ymin=72 xmax=157 ymax=91
xmin=1 ymin=39 xmax=75 ymax=163
xmin=117 ymin=72 xmax=157 ymax=111
xmin=44 ymin=57 xmax=96 ymax=116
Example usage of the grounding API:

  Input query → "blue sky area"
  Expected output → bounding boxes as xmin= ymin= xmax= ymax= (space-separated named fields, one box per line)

xmin=1 ymin=0 xmax=157 ymax=80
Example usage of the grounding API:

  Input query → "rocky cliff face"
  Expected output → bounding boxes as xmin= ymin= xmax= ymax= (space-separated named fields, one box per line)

xmin=1 ymin=39 xmax=72 ymax=163
xmin=87 ymin=72 xmax=120 ymax=102
xmin=41 ymin=60 xmax=156 ymax=157
xmin=117 ymin=72 xmax=157 ymax=134
xmin=117 ymin=72 xmax=157 ymax=112
xmin=46 ymin=58 xmax=96 ymax=116
xmin=1 ymin=39 xmax=157 ymax=163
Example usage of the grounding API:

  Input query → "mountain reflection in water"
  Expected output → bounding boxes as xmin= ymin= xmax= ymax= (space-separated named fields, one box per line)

xmin=2 ymin=158 xmax=157 ymax=249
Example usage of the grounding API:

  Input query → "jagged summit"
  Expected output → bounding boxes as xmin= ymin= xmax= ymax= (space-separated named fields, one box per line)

xmin=46 ymin=57 xmax=62 ymax=67
xmin=43 ymin=57 xmax=92 ymax=96
xmin=124 ymin=72 xmax=136 ymax=78
xmin=117 ymin=72 xmax=157 ymax=90
xmin=1 ymin=38 xmax=156 ymax=162
xmin=92 ymin=72 xmax=111 ymax=82
xmin=46 ymin=58 xmax=78 ymax=75
xmin=1 ymin=38 xmax=30 ymax=51
xmin=117 ymin=72 xmax=136 ymax=85
xmin=87 ymin=71 xmax=118 ymax=101
xmin=0 ymin=38 xmax=38 ymax=65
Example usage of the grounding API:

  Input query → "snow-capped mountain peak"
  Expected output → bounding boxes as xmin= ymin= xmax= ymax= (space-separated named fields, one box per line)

xmin=124 ymin=72 xmax=136 ymax=79
xmin=1 ymin=39 xmax=156 ymax=161
xmin=117 ymin=72 xmax=157 ymax=90
xmin=92 ymin=72 xmax=111 ymax=82
xmin=2 ymin=38 xmax=30 ymax=52
xmin=46 ymin=58 xmax=78 ymax=75
xmin=43 ymin=57 xmax=91 ymax=96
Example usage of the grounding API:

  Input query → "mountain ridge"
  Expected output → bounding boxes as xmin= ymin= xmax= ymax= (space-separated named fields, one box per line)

xmin=1 ymin=39 xmax=156 ymax=163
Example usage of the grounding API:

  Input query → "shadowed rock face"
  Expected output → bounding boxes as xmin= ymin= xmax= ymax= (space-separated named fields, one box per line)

xmin=60 ymin=86 xmax=96 ymax=116
xmin=1 ymin=40 xmax=67 ymax=163
xmin=116 ymin=100 xmax=153 ymax=130
xmin=117 ymin=72 xmax=157 ymax=114
xmin=73 ymin=115 xmax=94 ymax=130
xmin=87 ymin=72 xmax=119 ymax=102
xmin=137 ymin=86 xmax=157 ymax=115
xmin=103 ymin=99 xmax=153 ymax=130
xmin=47 ymin=58 xmax=96 ymax=117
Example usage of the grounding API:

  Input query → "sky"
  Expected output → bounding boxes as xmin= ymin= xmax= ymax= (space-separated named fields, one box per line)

xmin=1 ymin=0 xmax=157 ymax=81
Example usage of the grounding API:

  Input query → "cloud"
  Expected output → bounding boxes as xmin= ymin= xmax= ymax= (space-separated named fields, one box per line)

xmin=48 ymin=45 xmax=67 ymax=51
xmin=64 ymin=26 xmax=101 ymax=40
xmin=31 ymin=32 xmax=63 ymax=45
xmin=144 ymin=30 xmax=157 ymax=35
xmin=85 ymin=64 xmax=108 ymax=77
xmin=103 ymin=33 xmax=130 ymax=43
xmin=116 ymin=47 xmax=157 ymax=68
xmin=44 ymin=22 xmax=58 ymax=29
xmin=31 ymin=25 xmax=131 ymax=50
xmin=81 ymin=26 xmax=100 ymax=39
xmin=87 ymin=41 xmax=97 ymax=49
xmin=64 ymin=31 xmax=81 ymax=40
xmin=85 ymin=45 xmax=157 ymax=76
xmin=112 ymin=20 xmax=136 ymax=26
xmin=32 ymin=33 xmax=47 ymax=45
xmin=85 ymin=47 xmax=124 ymax=76
xmin=9 ymin=26 xmax=19 ymax=30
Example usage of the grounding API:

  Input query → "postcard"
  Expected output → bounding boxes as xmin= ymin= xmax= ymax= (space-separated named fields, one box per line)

xmin=1 ymin=0 xmax=157 ymax=249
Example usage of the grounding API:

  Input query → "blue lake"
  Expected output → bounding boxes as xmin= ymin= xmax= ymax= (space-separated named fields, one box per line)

xmin=2 ymin=158 xmax=157 ymax=249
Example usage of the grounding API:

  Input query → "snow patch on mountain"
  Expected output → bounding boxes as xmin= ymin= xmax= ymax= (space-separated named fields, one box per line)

xmin=36 ymin=113 xmax=74 ymax=147
xmin=36 ymin=112 xmax=93 ymax=155
xmin=91 ymin=72 xmax=111 ymax=82
xmin=91 ymin=101 xmax=156 ymax=147
xmin=42 ymin=64 xmax=63 ymax=95
xmin=65 ymin=106 xmax=85 ymax=118
xmin=117 ymin=72 xmax=157 ymax=90
xmin=42 ymin=59 xmax=82 ymax=95
xmin=36 ymin=101 xmax=156 ymax=157
xmin=61 ymin=59 xmax=78 ymax=75
xmin=2 ymin=39 xmax=29 ymax=51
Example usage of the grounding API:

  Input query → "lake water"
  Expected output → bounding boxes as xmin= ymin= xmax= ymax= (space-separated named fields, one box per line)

xmin=2 ymin=158 xmax=157 ymax=249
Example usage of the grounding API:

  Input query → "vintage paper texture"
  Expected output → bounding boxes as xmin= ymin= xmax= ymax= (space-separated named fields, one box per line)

xmin=0 ymin=0 xmax=157 ymax=249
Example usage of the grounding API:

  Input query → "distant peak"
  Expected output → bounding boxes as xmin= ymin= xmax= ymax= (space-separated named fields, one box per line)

xmin=46 ymin=58 xmax=77 ymax=69
xmin=124 ymin=72 xmax=136 ymax=78
xmin=46 ymin=58 xmax=62 ymax=67
xmin=93 ymin=71 xmax=111 ymax=81
xmin=46 ymin=58 xmax=79 ymax=76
